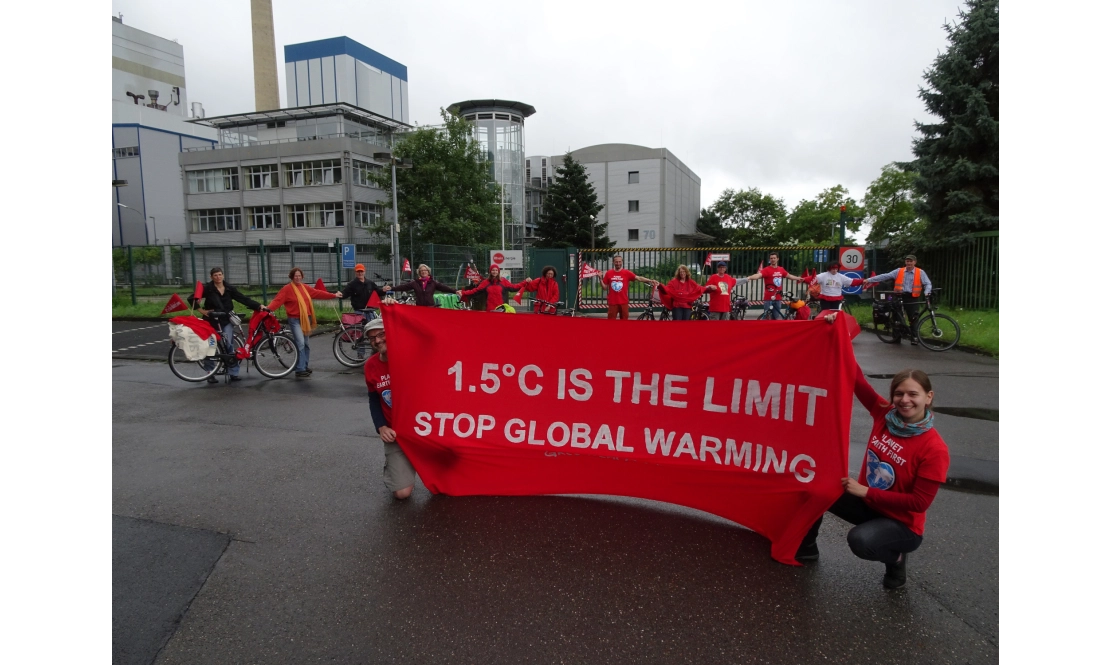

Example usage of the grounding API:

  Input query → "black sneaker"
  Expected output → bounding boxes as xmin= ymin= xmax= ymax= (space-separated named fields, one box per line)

xmin=229 ymin=376 xmax=242 ymax=382
xmin=305 ymin=368 xmax=313 ymax=375
xmin=295 ymin=371 xmax=311 ymax=379
xmin=910 ymin=338 xmax=919 ymax=346
xmin=795 ymin=542 xmax=819 ymax=562
xmin=883 ymin=553 xmax=907 ymax=589
xmin=206 ymin=376 xmax=219 ymax=384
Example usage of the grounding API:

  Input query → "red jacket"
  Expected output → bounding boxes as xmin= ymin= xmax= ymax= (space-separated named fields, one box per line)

xmin=662 ymin=278 xmax=706 ymax=309
xmin=524 ymin=277 xmax=560 ymax=313
xmin=462 ymin=277 xmax=525 ymax=311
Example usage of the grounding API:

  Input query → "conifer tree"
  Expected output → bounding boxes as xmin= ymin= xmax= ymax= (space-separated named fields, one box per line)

xmin=901 ymin=0 xmax=999 ymax=247
xmin=534 ymin=154 xmax=612 ymax=249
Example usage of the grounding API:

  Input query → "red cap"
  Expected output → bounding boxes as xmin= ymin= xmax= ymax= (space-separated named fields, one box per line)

xmin=354 ymin=263 xmax=366 ymax=272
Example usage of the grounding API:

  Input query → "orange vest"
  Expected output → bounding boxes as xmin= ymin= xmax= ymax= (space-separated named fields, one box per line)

xmin=894 ymin=268 xmax=923 ymax=297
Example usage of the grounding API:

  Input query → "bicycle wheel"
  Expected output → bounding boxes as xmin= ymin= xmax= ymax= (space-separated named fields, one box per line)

xmin=168 ymin=343 xmax=220 ymax=382
xmin=253 ymin=333 xmax=300 ymax=378
xmin=637 ymin=310 xmax=655 ymax=321
xmin=695 ymin=310 xmax=709 ymax=321
xmin=915 ymin=312 xmax=961 ymax=351
xmin=874 ymin=318 xmax=901 ymax=344
xmin=333 ymin=327 xmax=368 ymax=367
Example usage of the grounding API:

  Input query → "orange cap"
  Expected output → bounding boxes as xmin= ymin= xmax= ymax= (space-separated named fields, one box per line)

xmin=354 ymin=264 xmax=366 ymax=272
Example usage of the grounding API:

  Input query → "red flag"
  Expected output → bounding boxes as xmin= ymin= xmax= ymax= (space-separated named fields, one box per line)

xmin=192 ymin=281 xmax=204 ymax=300
xmin=367 ymin=290 xmax=382 ymax=309
xmin=758 ymin=260 xmax=764 ymax=271
xmin=580 ymin=262 xmax=600 ymax=279
xmin=465 ymin=265 xmax=482 ymax=282
xmin=704 ymin=255 xmax=712 ymax=267
xmin=314 ymin=278 xmax=326 ymax=291
xmin=402 ymin=258 xmax=412 ymax=274
xmin=513 ymin=289 xmax=524 ymax=304
xmin=160 ymin=293 xmax=188 ymax=315
xmin=382 ymin=305 xmax=856 ymax=566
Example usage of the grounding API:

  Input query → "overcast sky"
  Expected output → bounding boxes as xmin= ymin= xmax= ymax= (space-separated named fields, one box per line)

xmin=112 ymin=0 xmax=960 ymax=211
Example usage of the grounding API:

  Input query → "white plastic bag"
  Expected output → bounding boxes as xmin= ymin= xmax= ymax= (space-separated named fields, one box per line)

xmin=168 ymin=324 xmax=217 ymax=361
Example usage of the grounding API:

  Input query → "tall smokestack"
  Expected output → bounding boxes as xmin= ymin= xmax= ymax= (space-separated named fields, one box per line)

xmin=251 ymin=0 xmax=280 ymax=111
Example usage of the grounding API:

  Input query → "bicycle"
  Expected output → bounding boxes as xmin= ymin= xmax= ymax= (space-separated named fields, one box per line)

xmin=690 ymin=300 xmax=710 ymax=321
xmin=333 ymin=308 xmax=379 ymax=368
xmin=169 ymin=310 xmax=299 ymax=382
xmin=637 ymin=288 xmax=673 ymax=321
xmin=871 ymin=288 xmax=961 ymax=351
xmin=729 ymin=294 xmax=749 ymax=321
xmin=528 ymin=297 xmax=575 ymax=316
xmin=756 ymin=289 xmax=793 ymax=320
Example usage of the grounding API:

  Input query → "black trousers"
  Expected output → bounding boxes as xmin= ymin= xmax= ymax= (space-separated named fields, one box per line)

xmin=801 ymin=493 xmax=922 ymax=565
xmin=819 ymin=300 xmax=843 ymax=311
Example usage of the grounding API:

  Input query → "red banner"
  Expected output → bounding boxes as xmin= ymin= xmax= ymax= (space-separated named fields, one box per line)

xmin=382 ymin=306 xmax=857 ymax=564
xmin=160 ymin=293 xmax=188 ymax=315
xmin=402 ymin=258 xmax=412 ymax=274
xmin=580 ymin=262 xmax=600 ymax=279
xmin=465 ymin=265 xmax=482 ymax=282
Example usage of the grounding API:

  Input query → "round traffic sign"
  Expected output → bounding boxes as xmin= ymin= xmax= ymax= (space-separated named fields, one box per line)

xmin=839 ymin=247 xmax=864 ymax=270
xmin=842 ymin=271 xmax=863 ymax=294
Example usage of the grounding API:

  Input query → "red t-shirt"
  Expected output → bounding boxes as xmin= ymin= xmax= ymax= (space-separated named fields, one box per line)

xmin=758 ymin=266 xmax=790 ymax=300
xmin=603 ymin=269 xmax=638 ymax=305
xmin=854 ymin=370 xmax=950 ymax=536
xmin=364 ymin=354 xmax=393 ymax=426
xmin=705 ymin=274 xmax=737 ymax=313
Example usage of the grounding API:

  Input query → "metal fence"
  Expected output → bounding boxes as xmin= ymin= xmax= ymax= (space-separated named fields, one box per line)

xmin=865 ymin=232 xmax=998 ymax=310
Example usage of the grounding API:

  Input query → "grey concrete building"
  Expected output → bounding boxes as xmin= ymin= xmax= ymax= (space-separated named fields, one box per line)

xmin=552 ymin=144 xmax=701 ymax=248
xmin=112 ymin=16 xmax=218 ymax=246
xmin=179 ymin=103 xmax=408 ymax=247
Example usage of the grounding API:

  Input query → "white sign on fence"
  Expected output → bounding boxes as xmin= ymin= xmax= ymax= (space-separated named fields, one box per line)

xmin=709 ymin=253 xmax=730 ymax=262
xmin=490 ymin=250 xmax=524 ymax=270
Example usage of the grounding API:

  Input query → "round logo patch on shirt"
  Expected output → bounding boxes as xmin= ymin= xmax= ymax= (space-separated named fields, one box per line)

xmin=865 ymin=449 xmax=895 ymax=490
xmin=381 ymin=389 xmax=393 ymax=408
xmin=612 ymin=281 xmax=624 ymax=292
xmin=773 ymin=276 xmax=782 ymax=287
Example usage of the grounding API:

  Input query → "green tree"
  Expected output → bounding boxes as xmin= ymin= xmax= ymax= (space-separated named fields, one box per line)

xmin=369 ymin=108 xmax=501 ymax=261
xmin=708 ymin=187 xmax=787 ymax=246
xmin=862 ymin=163 xmax=926 ymax=252
xmin=534 ymin=153 xmax=611 ymax=249
xmin=780 ymin=185 xmax=862 ymax=245
xmin=694 ymin=207 xmax=728 ymax=246
xmin=900 ymin=0 xmax=999 ymax=246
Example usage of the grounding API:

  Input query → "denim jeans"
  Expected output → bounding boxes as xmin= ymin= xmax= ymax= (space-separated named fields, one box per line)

xmin=801 ymin=493 xmax=922 ymax=565
xmin=289 ymin=318 xmax=309 ymax=372
xmin=202 ymin=322 xmax=240 ymax=377
xmin=673 ymin=307 xmax=692 ymax=321
xmin=763 ymin=299 xmax=784 ymax=319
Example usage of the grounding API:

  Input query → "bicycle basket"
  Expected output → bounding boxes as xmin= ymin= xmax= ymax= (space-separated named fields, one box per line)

xmin=340 ymin=313 xmax=365 ymax=326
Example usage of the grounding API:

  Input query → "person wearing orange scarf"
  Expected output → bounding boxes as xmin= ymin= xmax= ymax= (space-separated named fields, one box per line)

xmin=266 ymin=267 xmax=338 ymax=378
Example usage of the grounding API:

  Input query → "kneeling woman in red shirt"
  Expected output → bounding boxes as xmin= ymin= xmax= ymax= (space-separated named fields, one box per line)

xmin=796 ymin=359 xmax=950 ymax=590
xmin=458 ymin=264 xmax=526 ymax=311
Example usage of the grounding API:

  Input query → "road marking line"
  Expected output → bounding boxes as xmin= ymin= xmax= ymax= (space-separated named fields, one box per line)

xmin=113 ymin=324 xmax=165 ymax=335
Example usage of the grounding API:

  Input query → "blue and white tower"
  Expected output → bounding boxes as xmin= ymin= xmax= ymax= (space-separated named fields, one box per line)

xmin=284 ymin=37 xmax=408 ymax=123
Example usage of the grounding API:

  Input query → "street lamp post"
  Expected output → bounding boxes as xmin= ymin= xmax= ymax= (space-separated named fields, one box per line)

xmin=375 ymin=141 xmax=413 ymax=285
xmin=117 ymin=202 xmax=147 ymax=245
xmin=150 ymin=216 xmax=158 ymax=244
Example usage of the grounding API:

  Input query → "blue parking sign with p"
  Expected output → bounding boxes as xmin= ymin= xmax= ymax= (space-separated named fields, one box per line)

xmin=342 ymin=244 xmax=356 ymax=269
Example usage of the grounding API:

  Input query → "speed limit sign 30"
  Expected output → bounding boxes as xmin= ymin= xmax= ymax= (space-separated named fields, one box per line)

xmin=839 ymin=246 xmax=865 ymax=270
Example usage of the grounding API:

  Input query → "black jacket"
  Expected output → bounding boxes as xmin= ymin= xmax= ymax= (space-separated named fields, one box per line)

xmin=340 ymin=278 xmax=388 ymax=311
xmin=189 ymin=281 xmax=261 ymax=313
xmin=391 ymin=277 xmax=456 ymax=307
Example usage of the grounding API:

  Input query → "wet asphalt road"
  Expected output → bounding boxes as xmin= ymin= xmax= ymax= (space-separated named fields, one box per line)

xmin=113 ymin=325 xmax=998 ymax=665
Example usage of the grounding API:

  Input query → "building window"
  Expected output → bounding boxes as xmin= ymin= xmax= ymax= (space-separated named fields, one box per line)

xmin=187 ymin=168 xmax=239 ymax=193
xmin=190 ymin=208 xmax=242 ymax=232
xmin=246 ymin=164 xmax=278 ymax=189
xmin=628 ymin=200 xmax=639 ymax=213
xmin=353 ymin=160 xmax=382 ymax=187
xmin=283 ymin=159 xmax=342 ymax=187
xmin=628 ymin=171 xmax=639 ymax=184
xmin=354 ymin=202 xmax=384 ymax=227
xmin=113 ymin=146 xmax=139 ymax=158
xmin=628 ymin=229 xmax=639 ymax=242
xmin=285 ymin=203 xmax=345 ymax=228
xmin=248 ymin=205 xmax=281 ymax=229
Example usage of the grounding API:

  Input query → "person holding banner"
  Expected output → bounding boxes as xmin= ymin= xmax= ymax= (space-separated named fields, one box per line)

xmin=811 ymin=262 xmax=865 ymax=312
xmin=796 ymin=356 xmax=949 ymax=590
xmin=659 ymin=265 xmax=706 ymax=321
xmin=457 ymin=264 xmax=526 ymax=312
xmin=602 ymin=255 xmax=658 ymax=320
xmin=189 ymin=267 xmax=263 ymax=383
xmin=336 ymin=264 xmax=391 ymax=319
xmin=391 ymin=264 xmax=455 ymax=307
xmin=521 ymin=266 xmax=561 ymax=314
xmin=744 ymin=252 xmax=804 ymax=320
xmin=266 ymin=267 xmax=339 ymax=379
xmin=705 ymin=261 xmax=737 ymax=320
xmin=363 ymin=316 xmax=418 ymax=500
